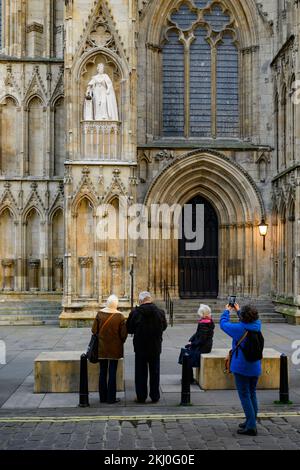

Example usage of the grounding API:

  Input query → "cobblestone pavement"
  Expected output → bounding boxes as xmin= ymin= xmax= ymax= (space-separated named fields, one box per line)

xmin=0 ymin=324 xmax=300 ymax=450
xmin=0 ymin=408 xmax=300 ymax=450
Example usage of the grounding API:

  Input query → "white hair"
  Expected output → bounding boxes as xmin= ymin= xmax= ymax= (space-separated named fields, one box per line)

xmin=107 ymin=294 xmax=118 ymax=305
xmin=198 ymin=304 xmax=212 ymax=319
xmin=139 ymin=291 xmax=152 ymax=303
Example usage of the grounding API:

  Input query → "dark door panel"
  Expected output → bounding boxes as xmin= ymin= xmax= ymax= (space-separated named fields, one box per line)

xmin=179 ymin=196 xmax=218 ymax=299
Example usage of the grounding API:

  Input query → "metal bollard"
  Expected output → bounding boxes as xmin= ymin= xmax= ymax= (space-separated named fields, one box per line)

xmin=79 ymin=353 xmax=90 ymax=407
xmin=275 ymin=353 xmax=292 ymax=405
xmin=180 ymin=352 xmax=192 ymax=406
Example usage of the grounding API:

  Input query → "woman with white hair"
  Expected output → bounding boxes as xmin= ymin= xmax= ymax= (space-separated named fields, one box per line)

xmin=179 ymin=304 xmax=215 ymax=384
xmin=92 ymin=295 xmax=127 ymax=404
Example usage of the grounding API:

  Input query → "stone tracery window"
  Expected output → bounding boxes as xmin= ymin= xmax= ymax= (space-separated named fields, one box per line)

xmin=162 ymin=1 xmax=239 ymax=138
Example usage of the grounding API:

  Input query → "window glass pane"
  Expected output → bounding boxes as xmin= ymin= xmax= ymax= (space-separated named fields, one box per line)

xmin=163 ymin=30 xmax=185 ymax=136
xmin=170 ymin=3 xmax=197 ymax=30
xmin=194 ymin=0 xmax=209 ymax=9
xmin=204 ymin=4 xmax=230 ymax=31
xmin=190 ymin=27 xmax=211 ymax=137
xmin=216 ymin=34 xmax=239 ymax=136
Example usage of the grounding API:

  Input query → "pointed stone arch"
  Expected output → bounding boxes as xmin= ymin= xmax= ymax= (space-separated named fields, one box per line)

xmin=0 ymin=207 xmax=16 ymax=291
xmin=0 ymin=185 xmax=19 ymax=219
xmin=73 ymin=0 xmax=129 ymax=66
xmin=69 ymin=1 xmax=131 ymax=161
xmin=143 ymin=150 xmax=265 ymax=298
xmin=140 ymin=0 xmax=264 ymax=141
xmin=24 ymin=68 xmax=47 ymax=108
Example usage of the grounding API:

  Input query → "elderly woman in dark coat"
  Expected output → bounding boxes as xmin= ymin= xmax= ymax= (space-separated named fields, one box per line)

xmin=181 ymin=304 xmax=215 ymax=384
xmin=92 ymin=295 xmax=127 ymax=404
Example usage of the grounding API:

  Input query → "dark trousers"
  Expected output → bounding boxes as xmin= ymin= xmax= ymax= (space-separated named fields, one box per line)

xmin=234 ymin=373 xmax=259 ymax=430
xmin=135 ymin=354 xmax=160 ymax=402
xmin=99 ymin=359 xmax=118 ymax=403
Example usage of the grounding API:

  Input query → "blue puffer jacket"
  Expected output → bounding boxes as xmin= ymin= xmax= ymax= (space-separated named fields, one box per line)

xmin=220 ymin=310 xmax=262 ymax=377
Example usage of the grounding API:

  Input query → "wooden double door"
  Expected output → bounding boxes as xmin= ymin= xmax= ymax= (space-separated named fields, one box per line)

xmin=179 ymin=196 xmax=219 ymax=299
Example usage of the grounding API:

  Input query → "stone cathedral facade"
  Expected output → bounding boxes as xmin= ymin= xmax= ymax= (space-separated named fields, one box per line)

xmin=0 ymin=0 xmax=299 ymax=325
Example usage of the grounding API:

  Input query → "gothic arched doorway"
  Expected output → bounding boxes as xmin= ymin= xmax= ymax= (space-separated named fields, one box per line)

xmin=179 ymin=196 xmax=219 ymax=299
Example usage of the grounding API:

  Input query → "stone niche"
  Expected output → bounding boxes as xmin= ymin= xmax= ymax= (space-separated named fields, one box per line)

xmin=26 ymin=23 xmax=44 ymax=57
xmin=80 ymin=54 xmax=122 ymax=161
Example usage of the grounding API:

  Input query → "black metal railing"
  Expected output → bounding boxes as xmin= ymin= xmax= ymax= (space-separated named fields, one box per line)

xmin=163 ymin=281 xmax=174 ymax=327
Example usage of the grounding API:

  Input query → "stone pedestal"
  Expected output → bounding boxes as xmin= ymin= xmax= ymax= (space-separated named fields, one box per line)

xmin=28 ymin=259 xmax=40 ymax=292
xmin=79 ymin=257 xmax=93 ymax=298
xmin=198 ymin=348 xmax=282 ymax=390
xmin=34 ymin=351 xmax=124 ymax=393
xmin=1 ymin=259 xmax=15 ymax=291
xmin=109 ymin=257 xmax=122 ymax=296
xmin=54 ymin=257 xmax=63 ymax=292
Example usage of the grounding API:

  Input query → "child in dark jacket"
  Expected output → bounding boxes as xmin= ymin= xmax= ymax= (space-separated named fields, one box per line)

xmin=183 ymin=304 xmax=215 ymax=384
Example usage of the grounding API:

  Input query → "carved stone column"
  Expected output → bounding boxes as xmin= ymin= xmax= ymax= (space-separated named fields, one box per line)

xmin=79 ymin=257 xmax=93 ymax=298
xmin=109 ymin=257 xmax=122 ymax=297
xmin=1 ymin=259 xmax=15 ymax=291
xmin=28 ymin=259 xmax=40 ymax=292
xmin=54 ymin=257 xmax=64 ymax=292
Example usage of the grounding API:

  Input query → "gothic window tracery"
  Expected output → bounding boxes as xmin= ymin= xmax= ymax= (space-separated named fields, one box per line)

xmin=162 ymin=1 xmax=239 ymax=138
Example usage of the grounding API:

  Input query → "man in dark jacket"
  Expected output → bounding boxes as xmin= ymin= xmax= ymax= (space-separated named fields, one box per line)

xmin=126 ymin=291 xmax=167 ymax=404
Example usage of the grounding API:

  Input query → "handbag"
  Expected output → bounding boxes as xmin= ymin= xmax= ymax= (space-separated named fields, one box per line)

xmin=178 ymin=347 xmax=190 ymax=365
xmin=224 ymin=332 xmax=248 ymax=374
xmin=86 ymin=313 xmax=115 ymax=364
xmin=87 ymin=334 xmax=99 ymax=364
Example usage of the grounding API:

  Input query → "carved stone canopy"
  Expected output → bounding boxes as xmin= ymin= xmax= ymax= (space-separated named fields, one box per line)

xmin=1 ymin=259 xmax=15 ymax=268
xmin=28 ymin=259 xmax=41 ymax=268
xmin=78 ymin=257 xmax=93 ymax=268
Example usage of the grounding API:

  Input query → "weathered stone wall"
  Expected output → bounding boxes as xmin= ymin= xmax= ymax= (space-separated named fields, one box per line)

xmin=0 ymin=1 xmax=298 ymax=324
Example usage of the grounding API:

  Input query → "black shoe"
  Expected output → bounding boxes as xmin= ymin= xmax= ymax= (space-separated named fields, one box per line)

xmin=134 ymin=398 xmax=146 ymax=404
xmin=237 ymin=428 xmax=257 ymax=436
xmin=107 ymin=398 xmax=121 ymax=404
xmin=239 ymin=422 xmax=247 ymax=429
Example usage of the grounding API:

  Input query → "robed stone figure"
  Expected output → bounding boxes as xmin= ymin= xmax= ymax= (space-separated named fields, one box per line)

xmin=84 ymin=63 xmax=119 ymax=121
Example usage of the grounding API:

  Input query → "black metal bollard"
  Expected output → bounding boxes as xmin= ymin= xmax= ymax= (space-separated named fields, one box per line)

xmin=79 ymin=353 xmax=90 ymax=407
xmin=180 ymin=352 xmax=192 ymax=406
xmin=279 ymin=354 xmax=289 ymax=404
xmin=275 ymin=353 xmax=292 ymax=405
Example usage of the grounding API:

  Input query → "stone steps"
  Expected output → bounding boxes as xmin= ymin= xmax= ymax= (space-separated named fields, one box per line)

xmin=156 ymin=299 xmax=287 ymax=324
xmin=0 ymin=301 xmax=61 ymax=325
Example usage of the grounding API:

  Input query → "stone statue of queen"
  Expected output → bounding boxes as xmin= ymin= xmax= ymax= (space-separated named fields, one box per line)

xmin=84 ymin=63 xmax=119 ymax=121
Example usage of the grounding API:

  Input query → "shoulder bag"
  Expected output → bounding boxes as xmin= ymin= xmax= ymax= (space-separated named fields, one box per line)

xmin=224 ymin=331 xmax=248 ymax=375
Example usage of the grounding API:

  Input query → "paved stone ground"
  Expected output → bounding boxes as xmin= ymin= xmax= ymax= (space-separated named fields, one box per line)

xmin=0 ymin=323 xmax=300 ymax=450
xmin=0 ymin=409 xmax=300 ymax=450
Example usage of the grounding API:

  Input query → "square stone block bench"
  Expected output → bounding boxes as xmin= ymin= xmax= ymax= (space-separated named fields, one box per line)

xmin=197 ymin=348 xmax=282 ymax=391
xmin=34 ymin=352 xmax=124 ymax=393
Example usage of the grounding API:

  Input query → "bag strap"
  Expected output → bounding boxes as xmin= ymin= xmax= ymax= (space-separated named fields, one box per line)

xmin=232 ymin=331 xmax=248 ymax=356
xmin=99 ymin=313 xmax=115 ymax=335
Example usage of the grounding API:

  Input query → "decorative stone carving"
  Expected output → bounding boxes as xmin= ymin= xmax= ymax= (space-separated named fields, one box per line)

xmin=82 ymin=121 xmax=121 ymax=161
xmin=155 ymin=150 xmax=174 ymax=161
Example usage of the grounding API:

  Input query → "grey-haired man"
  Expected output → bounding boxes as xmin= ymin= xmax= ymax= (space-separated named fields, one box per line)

xmin=126 ymin=292 xmax=167 ymax=404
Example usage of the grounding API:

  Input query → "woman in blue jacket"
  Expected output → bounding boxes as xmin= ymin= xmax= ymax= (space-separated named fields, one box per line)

xmin=220 ymin=304 xmax=262 ymax=436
